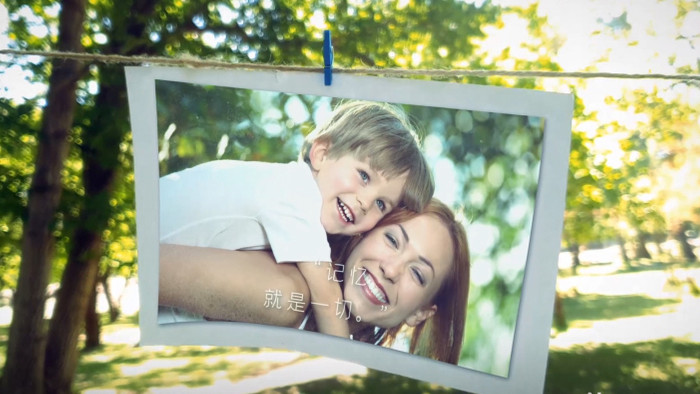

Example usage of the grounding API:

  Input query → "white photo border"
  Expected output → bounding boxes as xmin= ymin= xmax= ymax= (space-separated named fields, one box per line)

xmin=126 ymin=66 xmax=573 ymax=394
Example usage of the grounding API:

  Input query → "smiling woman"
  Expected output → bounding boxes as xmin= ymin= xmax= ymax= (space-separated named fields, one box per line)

xmin=343 ymin=214 xmax=454 ymax=328
xmin=159 ymin=198 xmax=471 ymax=364
xmin=334 ymin=199 xmax=470 ymax=363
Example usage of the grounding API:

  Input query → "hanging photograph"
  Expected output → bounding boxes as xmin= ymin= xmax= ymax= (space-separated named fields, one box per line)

xmin=126 ymin=66 xmax=573 ymax=394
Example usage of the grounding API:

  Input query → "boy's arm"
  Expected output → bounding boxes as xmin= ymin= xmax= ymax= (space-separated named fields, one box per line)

xmin=296 ymin=262 xmax=350 ymax=338
xmin=159 ymin=243 xmax=309 ymax=328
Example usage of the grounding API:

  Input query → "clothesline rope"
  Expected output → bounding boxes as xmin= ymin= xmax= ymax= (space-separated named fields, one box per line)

xmin=2 ymin=49 xmax=700 ymax=81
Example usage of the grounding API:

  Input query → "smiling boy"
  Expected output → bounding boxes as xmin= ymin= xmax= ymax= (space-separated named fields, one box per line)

xmin=159 ymin=101 xmax=434 ymax=337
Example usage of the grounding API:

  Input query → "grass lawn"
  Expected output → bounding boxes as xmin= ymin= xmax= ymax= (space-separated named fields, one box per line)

xmin=0 ymin=315 xmax=313 ymax=393
xmin=545 ymin=339 xmax=700 ymax=394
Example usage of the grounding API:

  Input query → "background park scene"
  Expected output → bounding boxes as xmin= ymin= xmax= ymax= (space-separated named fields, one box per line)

xmin=1 ymin=0 xmax=699 ymax=392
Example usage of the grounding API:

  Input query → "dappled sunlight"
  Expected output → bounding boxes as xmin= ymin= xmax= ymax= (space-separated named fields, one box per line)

xmin=75 ymin=339 xmax=315 ymax=392
xmin=63 ymin=315 xmax=326 ymax=393
xmin=551 ymin=244 xmax=700 ymax=353
xmin=558 ymin=240 xmax=700 ymax=273
xmin=224 ymin=351 xmax=303 ymax=364
xmin=558 ymin=267 xmax=700 ymax=299
xmin=553 ymin=302 xmax=699 ymax=348
xmin=83 ymin=354 xmax=115 ymax=364
xmin=120 ymin=358 xmax=191 ymax=376
xmin=31 ymin=307 xmax=372 ymax=393
xmin=558 ymin=246 xmax=625 ymax=272
xmin=671 ymin=357 xmax=699 ymax=376
xmin=550 ymin=311 xmax=699 ymax=349
xmin=634 ymin=363 xmax=671 ymax=381
xmin=222 ymin=357 xmax=368 ymax=393
xmin=546 ymin=339 xmax=700 ymax=394
xmin=100 ymin=325 xmax=140 ymax=345
xmin=562 ymin=293 xmax=680 ymax=324
xmin=0 ymin=306 xmax=12 ymax=325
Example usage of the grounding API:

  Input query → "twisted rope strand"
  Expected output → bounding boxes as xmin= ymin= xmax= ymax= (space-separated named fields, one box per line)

xmin=2 ymin=49 xmax=700 ymax=81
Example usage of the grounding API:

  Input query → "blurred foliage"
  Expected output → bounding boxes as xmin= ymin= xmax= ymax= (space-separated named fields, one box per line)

xmin=562 ymin=86 xmax=700 ymax=263
xmin=1 ymin=0 xmax=699 ymax=389
xmin=558 ymin=2 xmax=700 ymax=263
xmin=0 ymin=0 xmax=506 ymax=295
xmin=0 ymin=99 xmax=37 ymax=290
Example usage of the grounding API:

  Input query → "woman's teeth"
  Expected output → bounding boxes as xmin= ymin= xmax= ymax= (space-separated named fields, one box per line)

xmin=363 ymin=271 xmax=388 ymax=304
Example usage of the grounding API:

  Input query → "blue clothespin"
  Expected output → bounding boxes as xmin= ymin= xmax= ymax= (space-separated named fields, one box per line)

xmin=323 ymin=30 xmax=333 ymax=86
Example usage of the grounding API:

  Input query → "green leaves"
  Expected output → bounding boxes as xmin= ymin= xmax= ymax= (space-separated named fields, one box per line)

xmin=0 ymin=99 xmax=39 ymax=289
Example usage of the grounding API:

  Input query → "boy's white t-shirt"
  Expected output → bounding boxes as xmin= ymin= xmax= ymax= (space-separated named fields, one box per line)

xmin=159 ymin=160 xmax=331 ymax=264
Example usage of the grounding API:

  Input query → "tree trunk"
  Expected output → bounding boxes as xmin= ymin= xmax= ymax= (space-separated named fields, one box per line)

xmin=43 ymin=0 xmax=157 ymax=390
xmin=635 ymin=232 xmax=652 ymax=260
xmin=674 ymin=221 xmax=698 ymax=262
xmin=84 ymin=270 xmax=101 ymax=349
xmin=553 ymin=291 xmax=567 ymax=331
xmin=44 ymin=69 xmax=126 ymax=394
xmin=569 ymin=243 xmax=580 ymax=275
xmin=654 ymin=241 xmax=665 ymax=259
xmin=617 ymin=235 xmax=630 ymax=266
xmin=1 ymin=1 xmax=86 ymax=393
xmin=100 ymin=269 xmax=121 ymax=322
xmin=44 ymin=228 xmax=102 ymax=393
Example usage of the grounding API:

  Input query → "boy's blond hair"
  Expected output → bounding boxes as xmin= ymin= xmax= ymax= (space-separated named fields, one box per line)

xmin=300 ymin=101 xmax=434 ymax=212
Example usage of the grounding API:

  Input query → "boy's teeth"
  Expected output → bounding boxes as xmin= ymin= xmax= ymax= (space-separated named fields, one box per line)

xmin=363 ymin=271 xmax=387 ymax=304
xmin=338 ymin=199 xmax=354 ymax=223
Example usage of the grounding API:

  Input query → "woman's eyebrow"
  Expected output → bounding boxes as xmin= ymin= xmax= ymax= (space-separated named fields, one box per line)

xmin=397 ymin=224 xmax=435 ymax=273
